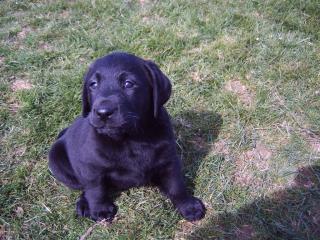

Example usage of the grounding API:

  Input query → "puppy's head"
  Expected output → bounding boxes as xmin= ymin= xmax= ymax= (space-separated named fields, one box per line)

xmin=82 ymin=52 xmax=171 ymax=140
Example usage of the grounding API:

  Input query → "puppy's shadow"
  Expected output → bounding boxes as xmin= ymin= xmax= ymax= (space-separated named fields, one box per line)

xmin=186 ymin=165 xmax=320 ymax=239
xmin=172 ymin=111 xmax=223 ymax=193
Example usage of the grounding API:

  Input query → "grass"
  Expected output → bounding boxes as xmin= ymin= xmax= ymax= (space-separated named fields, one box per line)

xmin=0 ymin=0 xmax=319 ymax=239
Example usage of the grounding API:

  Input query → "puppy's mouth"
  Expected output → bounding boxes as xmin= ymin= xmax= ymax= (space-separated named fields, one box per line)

xmin=89 ymin=113 xmax=139 ymax=140
xmin=94 ymin=126 xmax=125 ymax=140
xmin=89 ymin=119 xmax=125 ymax=139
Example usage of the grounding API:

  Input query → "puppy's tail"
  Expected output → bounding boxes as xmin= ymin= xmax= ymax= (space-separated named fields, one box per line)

xmin=48 ymin=140 xmax=82 ymax=190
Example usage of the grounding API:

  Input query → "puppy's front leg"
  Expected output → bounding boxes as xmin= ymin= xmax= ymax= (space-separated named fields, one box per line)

xmin=80 ymin=185 xmax=117 ymax=222
xmin=156 ymin=163 xmax=206 ymax=221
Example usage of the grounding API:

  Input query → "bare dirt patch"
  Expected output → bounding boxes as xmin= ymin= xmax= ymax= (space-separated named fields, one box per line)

xmin=0 ymin=225 xmax=6 ymax=240
xmin=187 ymin=45 xmax=205 ymax=54
xmin=60 ymin=10 xmax=70 ymax=18
xmin=293 ymin=166 xmax=319 ymax=189
xmin=235 ymin=224 xmax=256 ymax=240
xmin=278 ymin=61 xmax=307 ymax=75
xmin=8 ymin=95 xmax=23 ymax=113
xmin=13 ymin=146 xmax=27 ymax=157
xmin=265 ymin=117 xmax=320 ymax=153
xmin=191 ymin=71 xmax=201 ymax=82
xmin=234 ymin=143 xmax=272 ymax=186
xmin=310 ymin=205 xmax=320 ymax=228
xmin=11 ymin=79 xmax=33 ymax=92
xmin=174 ymin=220 xmax=203 ymax=239
xmin=252 ymin=11 xmax=264 ymax=19
xmin=141 ymin=14 xmax=167 ymax=25
xmin=139 ymin=0 xmax=152 ymax=7
xmin=8 ymin=102 xmax=21 ymax=113
xmin=79 ymin=218 xmax=113 ymax=240
xmin=234 ymin=164 xmax=255 ymax=187
xmin=39 ymin=42 xmax=53 ymax=51
xmin=174 ymin=202 xmax=212 ymax=239
xmin=255 ymin=124 xmax=291 ymax=149
xmin=17 ymin=26 xmax=32 ymax=40
xmin=188 ymin=136 xmax=208 ymax=150
xmin=301 ymin=131 xmax=320 ymax=153
xmin=174 ymin=117 xmax=192 ymax=129
xmin=218 ymin=35 xmax=237 ymax=46
xmin=254 ymin=143 xmax=273 ymax=164
xmin=15 ymin=207 xmax=24 ymax=218
xmin=187 ymin=35 xmax=236 ymax=56
xmin=189 ymin=68 xmax=210 ymax=83
xmin=174 ymin=220 xmax=198 ymax=240
xmin=224 ymin=80 xmax=255 ymax=107
xmin=211 ymin=139 xmax=230 ymax=155
xmin=0 ymin=56 xmax=5 ymax=66
xmin=278 ymin=119 xmax=320 ymax=153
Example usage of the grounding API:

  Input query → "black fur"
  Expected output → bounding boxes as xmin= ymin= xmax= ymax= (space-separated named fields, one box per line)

xmin=48 ymin=52 xmax=206 ymax=222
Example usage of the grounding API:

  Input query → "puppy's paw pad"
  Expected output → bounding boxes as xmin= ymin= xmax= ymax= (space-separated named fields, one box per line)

xmin=90 ymin=203 xmax=118 ymax=222
xmin=177 ymin=197 xmax=206 ymax=222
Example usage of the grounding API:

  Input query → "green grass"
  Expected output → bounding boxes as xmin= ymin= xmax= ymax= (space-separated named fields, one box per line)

xmin=1 ymin=0 xmax=320 ymax=239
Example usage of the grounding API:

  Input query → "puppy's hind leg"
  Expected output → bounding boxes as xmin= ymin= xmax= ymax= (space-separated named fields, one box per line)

xmin=48 ymin=139 xmax=82 ymax=190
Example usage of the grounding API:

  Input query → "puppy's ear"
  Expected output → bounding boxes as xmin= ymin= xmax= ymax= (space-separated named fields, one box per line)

xmin=144 ymin=60 xmax=172 ymax=118
xmin=82 ymin=66 xmax=93 ymax=117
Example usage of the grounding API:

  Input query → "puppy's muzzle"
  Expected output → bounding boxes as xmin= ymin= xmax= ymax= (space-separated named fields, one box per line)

xmin=90 ymin=97 xmax=119 ymax=129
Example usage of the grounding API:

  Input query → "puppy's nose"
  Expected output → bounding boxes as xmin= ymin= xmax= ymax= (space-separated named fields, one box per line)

xmin=95 ymin=107 xmax=114 ymax=120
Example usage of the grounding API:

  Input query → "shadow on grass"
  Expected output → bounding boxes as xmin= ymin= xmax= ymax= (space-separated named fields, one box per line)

xmin=173 ymin=111 xmax=223 ymax=194
xmin=187 ymin=165 xmax=320 ymax=239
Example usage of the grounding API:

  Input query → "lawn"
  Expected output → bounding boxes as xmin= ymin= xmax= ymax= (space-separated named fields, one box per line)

xmin=0 ymin=0 xmax=319 ymax=239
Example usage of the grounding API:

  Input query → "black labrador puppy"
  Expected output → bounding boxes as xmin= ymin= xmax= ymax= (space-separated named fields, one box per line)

xmin=48 ymin=52 xmax=206 ymax=222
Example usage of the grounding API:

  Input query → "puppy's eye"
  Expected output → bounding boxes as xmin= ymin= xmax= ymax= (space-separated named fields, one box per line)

xmin=89 ymin=81 xmax=98 ymax=89
xmin=124 ymin=80 xmax=134 ymax=88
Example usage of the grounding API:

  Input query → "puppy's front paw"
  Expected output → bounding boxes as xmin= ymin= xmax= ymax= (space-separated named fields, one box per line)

xmin=177 ymin=197 xmax=206 ymax=221
xmin=76 ymin=194 xmax=90 ymax=218
xmin=90 ymin=202 xmax=118 ymax=222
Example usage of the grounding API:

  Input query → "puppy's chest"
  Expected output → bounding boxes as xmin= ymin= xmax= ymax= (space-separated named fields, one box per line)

xmin=104 ymin=143 xmax=156 ymax=187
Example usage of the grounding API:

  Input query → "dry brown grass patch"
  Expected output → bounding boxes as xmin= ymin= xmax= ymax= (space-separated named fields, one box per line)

xmin=174 ymin=220 xmax=203 ymax=239
xmin=8 ymin=97 xmax=22 ymax=113
xmin=139 ymin=0 xmax=148 ymax=6
xmin=17 ymin=26 xmax=32 ymax=40
xmin=191 ymin=71 xmax=201 ymax=82
xmin=13 ymin=146 xmax=27 ymax=157
xmin=188 ymin=136 xmax=208 ymax=150
xmin=300 ymin=131 xmax=320 ymax=153
xmin=211 ymin=139 xmax=230 ymax=155
xmin=60 ymin=10 xmax=70 ymax=18
xmin=15 ymin=207 xmax=24 ymax=218
xmin=11 ymin=78 xmax=33 ymax=92
xmin=174 ymin=202 xmax=212 ymax=239
xmin=234 ymin=143 xmax=272 ymax=187
xmin=218 ymin=35 xmax=237 ymax=46
xmin=0 ymin=56 xmax=5 ymax=66
xmin=255 ymin=124 xmax=291 ymax=149
xmin=0 ymin=225 xmax=6 ymax=240
xmin=310 ymin=205 xmax=320 ymax=227
xmin=293 ymin=166 xmax=319 ymax=189
xmin=189 ymin=67 xmax=211 ymax=83
xmin=224 ymin=80 xmax=255 ymax=107
xmin=235 ymin=224 xmax=256 ymax=240
xmin=141 ymin=14 xmax=167 ymax=25
xmin=39 ymin=42 xmax=54 ymax=51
